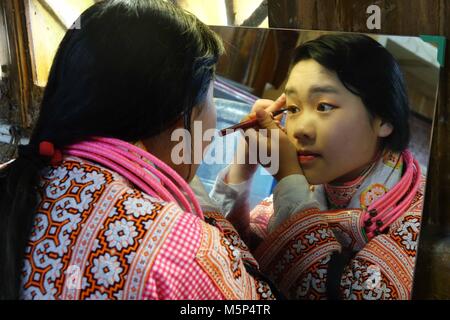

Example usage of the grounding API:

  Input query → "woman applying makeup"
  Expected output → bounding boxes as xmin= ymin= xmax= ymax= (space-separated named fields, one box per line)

xmin=0 ymin=0 xmax=290 ymax=300
xmin=211 ymin=34 xmax=424 ymax=300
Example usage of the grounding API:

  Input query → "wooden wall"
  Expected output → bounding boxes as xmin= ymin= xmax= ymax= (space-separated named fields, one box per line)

xmin=0 ymin=4 xmax=10 ymax=79
xmin=267 ymin=0 xmax=450 ymax=299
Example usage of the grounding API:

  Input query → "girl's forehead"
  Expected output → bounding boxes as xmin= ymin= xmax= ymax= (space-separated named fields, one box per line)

xmin=286 ymin=61 xmax=343 ymax=96
xmin=288 ymin=60 xmax=337 ymax=83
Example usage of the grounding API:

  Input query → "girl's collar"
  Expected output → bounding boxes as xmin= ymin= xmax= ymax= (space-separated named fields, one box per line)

xmin=320 ymin=149 xmax=403 ymax=210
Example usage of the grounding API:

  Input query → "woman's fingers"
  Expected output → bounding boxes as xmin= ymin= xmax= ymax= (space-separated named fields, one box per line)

xmin=255 ymin=108 xmax=280 ymax=130
xmin=252 ymin=99 xmax=275 ymax=112
xmin=253 ymin=94 xmax=286 ymax=112
xmin=252 ymin=94 xmax=286 ymax=120
xmin=266 ymin=93 xmax=286 ymax=115
xmin=241 ymin=93 xmax=286 ymax=124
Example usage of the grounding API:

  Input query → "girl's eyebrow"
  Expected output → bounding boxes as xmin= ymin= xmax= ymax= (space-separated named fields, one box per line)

xmin=308 ymin=85 xmax=340 ymax=97
xmin=284 ymin=87 xmax=298 ymax=97
xmin=285 ymin=85 xmax=340 ymax=98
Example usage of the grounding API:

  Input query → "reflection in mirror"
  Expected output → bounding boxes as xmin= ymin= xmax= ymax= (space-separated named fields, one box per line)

xmin=197 ymin=26 xmax=440 ymax=299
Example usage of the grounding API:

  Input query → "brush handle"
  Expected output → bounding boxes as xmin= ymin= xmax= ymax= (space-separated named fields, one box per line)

xmin=219 ymin=107 xmax=288 ymax=137
xmin=219 ymin=118 xmax=258 ymax=136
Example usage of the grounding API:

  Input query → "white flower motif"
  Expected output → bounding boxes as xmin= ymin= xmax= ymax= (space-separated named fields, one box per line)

xmin=123 ymin=197 xmax=155 ymax=218
xmin=70 ymin=167 xmax=88 ymax=182
xmin=257 ymin=281 xmax=273 ymax=300
xmin=232 ymin=248 xmax=240 ymax=260
xmin=86 ymin=171 xmax=106 ymax=189
xmin=92 ymin=253 xmax=123 ymax=287
xmin=229 ymin=233 xmax=242 ymax=247
xmin=105 ymin=218 xmax=138 ymax=251
xmin=318 ymin=229 xmax=329 ymax=239
xmin=363 ymin=286 xmax=383 ymax=300
xmin=396 ymin=218 xmax=420 ymax=236
xmin=317 ymin=268 xmax=327 ymax=279
xmin=363 ymin=265 xmax=382 ymax=290
xmin=47 ymin=166 xmax=68 ymax=180
xmin=401 ymin=232 xmax=417 ymax=251
xmin=283 ymin=250 xmax=294 ymax=263
xmin=258 ymin=288 xmax=268 ymax=299
xmin=311 ymin=274 xmax=327 ymax=293
xmin=292 ymin=240 xmax=305 ymax=253
xmin=380 ymin=283 xmax=392 ymax=298
xmin=305 ymin=232 xmax=319 ymax=244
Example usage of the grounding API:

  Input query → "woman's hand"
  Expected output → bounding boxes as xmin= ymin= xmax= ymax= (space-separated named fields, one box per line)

xmin=226 ymin=94 xmax=303 ymax=184
xmin=250 ymin=102 xmax=303 ymax=181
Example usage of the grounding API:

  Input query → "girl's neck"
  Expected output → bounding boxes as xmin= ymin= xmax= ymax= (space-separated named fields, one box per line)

xmin=328 ymin=149 xmax=383 ymax=186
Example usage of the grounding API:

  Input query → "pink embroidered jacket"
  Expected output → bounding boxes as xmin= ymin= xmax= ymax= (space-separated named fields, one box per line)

xmin=20 ymin=156 xmax=275 ymax=300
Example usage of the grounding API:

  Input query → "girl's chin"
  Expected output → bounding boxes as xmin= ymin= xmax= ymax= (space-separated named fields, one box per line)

xmin=301 ymin=170 xmax=328 ymax=186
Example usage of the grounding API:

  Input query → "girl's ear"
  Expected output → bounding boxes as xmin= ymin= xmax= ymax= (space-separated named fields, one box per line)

xmin=377 ymin=119 xmax=394 ymax=138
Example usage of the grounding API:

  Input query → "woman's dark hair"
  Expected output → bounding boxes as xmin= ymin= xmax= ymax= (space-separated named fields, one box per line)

xmin=292 ymin=33 xmax=410 ymax=152
xmin=0 ymin=0 xmax=223 ymax=299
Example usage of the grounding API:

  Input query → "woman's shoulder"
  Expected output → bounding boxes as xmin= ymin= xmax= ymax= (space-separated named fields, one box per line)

xmin=40 ymin=155 xmax=133 ymax=191
xmin=44 ymin=155 xmax=205 ymax=241
xmin=24 ymin=155 xmax=209 ymax=299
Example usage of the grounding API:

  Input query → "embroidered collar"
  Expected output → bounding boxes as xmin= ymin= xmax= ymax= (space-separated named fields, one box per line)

xmin=324 ymin=160 xmax=378 ymax=209
xmin=315 ymin=150 xmax=404 ymax=211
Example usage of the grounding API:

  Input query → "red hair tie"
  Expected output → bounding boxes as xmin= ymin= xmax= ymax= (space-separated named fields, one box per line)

xmin=39 ymin=141 xmax=62 ymax=165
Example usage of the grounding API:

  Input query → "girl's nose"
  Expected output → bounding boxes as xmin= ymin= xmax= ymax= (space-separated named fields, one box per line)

xmin=293 ymin=117 xmax=316 ymax=143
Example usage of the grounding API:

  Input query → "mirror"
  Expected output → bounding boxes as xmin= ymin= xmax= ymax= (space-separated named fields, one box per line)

xmin=196 ymin=26 xmax=440 ymax=299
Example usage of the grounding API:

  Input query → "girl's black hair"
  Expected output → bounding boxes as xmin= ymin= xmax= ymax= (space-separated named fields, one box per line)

xmin=0 ymin=0 xmax=223 ymax=299
xmin=292 ymin=33 xmax=410 ymax=152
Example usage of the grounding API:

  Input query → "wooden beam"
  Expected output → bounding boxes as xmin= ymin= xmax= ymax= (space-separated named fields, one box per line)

xmin=224 ymin=0 xmax=235 ymax=25
xmin=3 ymin=0 xmax=33 ymax=128
xmin=241 ymin=0 xmax=268 ymax=27
xmin=36 ymin=0 xmax=67 ymax=30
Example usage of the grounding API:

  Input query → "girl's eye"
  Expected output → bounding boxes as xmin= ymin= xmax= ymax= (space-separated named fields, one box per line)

xmin=317 ymin=103 xmax=336 ymax=112
xmin=287 ymin=105 xmax=301 ymax=114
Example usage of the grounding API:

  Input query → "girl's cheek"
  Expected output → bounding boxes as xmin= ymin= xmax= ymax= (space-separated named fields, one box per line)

xmin=285 ymin=119 xmax=298 ymax=142
xmin=320 ymin=117 xmax=353 ymax=154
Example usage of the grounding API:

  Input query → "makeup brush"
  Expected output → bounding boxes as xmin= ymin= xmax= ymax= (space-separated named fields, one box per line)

xmin=218 ymin=107 xmax=292 ymax=137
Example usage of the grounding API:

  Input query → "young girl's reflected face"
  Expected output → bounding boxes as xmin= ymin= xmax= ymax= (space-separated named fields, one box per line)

xmin=285 ymin=59 xmax=391 ymax=185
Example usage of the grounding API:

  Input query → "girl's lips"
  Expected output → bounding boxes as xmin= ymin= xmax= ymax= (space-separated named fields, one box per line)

xmin=297 ymin=151 xmax=321 ymax=164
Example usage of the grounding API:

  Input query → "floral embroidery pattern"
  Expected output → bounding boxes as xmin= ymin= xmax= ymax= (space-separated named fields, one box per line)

xmin=105 ymin=218 xmax=139 ymax=251
xmin=360 ymin=183 xmax=388 ymax=209
xmin=91 ymin=253 xmax=123 ymax=287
